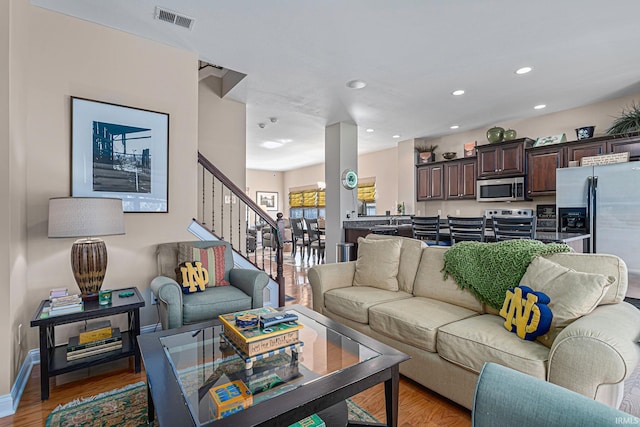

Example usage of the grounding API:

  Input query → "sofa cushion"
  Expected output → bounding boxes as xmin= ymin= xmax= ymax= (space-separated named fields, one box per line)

xmin=437 ymin=314 xmax=549 ymax=379
xmin=369 ymin=297 xmax=479 ymax=353
xmin=353 ymin=237 xmax=402 ymax=291
xmin=413 ymin=246 xmax=483 ymax=312
xmin=520 ymin=256 xmax=614 ymax=347
xmin=182 ymin=286 xmax=252 ymax=325
xmin=324 ymin=286 xmax=413 ymax=324
xmin=175 ymin=261 xmax=208 ymax=293
xmin=544 ymin=252 xmax=627 ymax=305
xmin=366 ymin=234 xmax=426 ymax=294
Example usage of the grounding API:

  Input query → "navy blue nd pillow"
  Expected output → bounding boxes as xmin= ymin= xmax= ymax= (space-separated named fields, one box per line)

xmin=499 ymin=285 xmax=553 ymax=341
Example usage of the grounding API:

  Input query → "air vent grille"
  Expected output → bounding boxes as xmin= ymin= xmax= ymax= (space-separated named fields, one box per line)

xmin=154 ymin=6 xmax=195 ymax=30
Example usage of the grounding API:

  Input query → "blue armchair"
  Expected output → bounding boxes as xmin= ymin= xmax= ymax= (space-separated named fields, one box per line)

xmin=150 ymin=240 xmax=269 ymax=330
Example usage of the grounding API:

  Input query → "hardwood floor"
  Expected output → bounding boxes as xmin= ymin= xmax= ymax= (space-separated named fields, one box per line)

xmin=0 ymin=250 xmax=471 ymax=426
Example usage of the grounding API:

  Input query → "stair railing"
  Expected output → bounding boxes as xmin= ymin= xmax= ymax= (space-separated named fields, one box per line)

xmin=197 ymin=152 xmax=285 ymax=306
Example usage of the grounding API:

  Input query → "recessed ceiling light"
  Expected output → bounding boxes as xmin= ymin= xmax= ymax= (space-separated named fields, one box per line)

xmin=261 ymin=141 xmax=283 ymax=149
xmin=346 ymin=79 xmax=367 ymax=89
xmin=452 ymin=89 xmax=465 ymax=96
xmin=534 ymin=104 xmax=546 ymax=110
xmin=392 ymin=134 xmax=401 ymax=139
xmin=515 ymin=66 xmax=533 ymax=75
xmin=450 ymin=125 xmax=460 ymax=129
xmin=366 ymin=128 xmax=374 ymax=133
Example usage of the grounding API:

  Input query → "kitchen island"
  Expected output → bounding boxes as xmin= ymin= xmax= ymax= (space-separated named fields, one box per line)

xmin=343 ymin=217 xmax=590 ymax=259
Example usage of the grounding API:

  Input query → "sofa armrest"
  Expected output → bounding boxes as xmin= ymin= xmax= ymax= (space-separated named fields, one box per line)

xmin=150 ymin=276 xmax=184 ymax=330
xmin=308 ymin=262 xmax=356 ymax=313
xmin=548 ymin=301 xmax=640 ymax=406
xmin=229 ymin=269 xmax=269 ymax=308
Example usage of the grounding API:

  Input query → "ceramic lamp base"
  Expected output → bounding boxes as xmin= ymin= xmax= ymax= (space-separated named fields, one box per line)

xmin=71 ymin=239 xmax=107 ymax=300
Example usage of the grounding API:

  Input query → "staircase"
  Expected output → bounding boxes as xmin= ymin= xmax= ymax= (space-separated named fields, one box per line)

xmin=195 ymin=152 xmax=285 ymax=306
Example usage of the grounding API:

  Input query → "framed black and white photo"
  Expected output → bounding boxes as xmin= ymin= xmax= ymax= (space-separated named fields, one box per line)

xmin=256 ymin=191 xmax=278 ymax=211
xmin=71 ymin=97 xmax=169 ymax=212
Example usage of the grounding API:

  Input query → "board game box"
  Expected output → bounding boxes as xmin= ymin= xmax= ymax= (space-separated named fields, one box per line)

xmin=219 ymin=307 xmax=302 ymax=357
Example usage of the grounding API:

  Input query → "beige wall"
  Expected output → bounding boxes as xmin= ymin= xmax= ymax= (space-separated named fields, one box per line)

xmin=246 ymin=169 xmax=284 ymax=219
xmin=199 ymin=77 xmax=247 ymax=186
xmin=23 ymin=5 xmax=199 ymax=366
xmin=1 ymin=0 xmax=30 ymax=396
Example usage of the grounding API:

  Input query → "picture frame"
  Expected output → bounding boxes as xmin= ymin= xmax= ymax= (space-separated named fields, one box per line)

xmin=256 ymin=191 xmax=278 ymax=211
xmin=71 ymin=97 xmax=169 ymax=212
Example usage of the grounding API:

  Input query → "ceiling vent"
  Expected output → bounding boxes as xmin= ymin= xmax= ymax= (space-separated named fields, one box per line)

xmin=154 ymin=6 xmax=195 ymax=30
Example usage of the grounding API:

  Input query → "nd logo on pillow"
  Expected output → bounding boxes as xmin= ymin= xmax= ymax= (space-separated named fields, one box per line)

xmin=177 ymin=261 xmax=209 ymax=294
xmin=500 ymin=286 xmax=552 ymax=340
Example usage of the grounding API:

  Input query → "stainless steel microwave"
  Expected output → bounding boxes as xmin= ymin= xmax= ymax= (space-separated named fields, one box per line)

xmin=476 ymin=176 xmax=526 ymax=202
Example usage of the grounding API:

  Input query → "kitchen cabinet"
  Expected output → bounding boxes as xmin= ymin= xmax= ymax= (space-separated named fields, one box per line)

xmin=566 ymin=140 xmax=606 ymax=164
xmin=416 ymin=163 xmax=444 ymax=201
xmin=445 ymin=158 xmax=476 ymax=199
xmin=608 ymin=134 xmax=640 ymax=159
xmin=476 ymin=138 xmax=533 ymax=178
xmin=526 ymin=145 xmax=565 ymax=196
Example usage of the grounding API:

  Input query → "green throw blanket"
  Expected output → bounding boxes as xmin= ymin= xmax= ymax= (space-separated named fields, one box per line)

xmin=443 ymin=240 xmax=571 ymax=309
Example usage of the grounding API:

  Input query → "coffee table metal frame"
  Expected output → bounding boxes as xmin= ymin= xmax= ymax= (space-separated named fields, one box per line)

xmin=138 ymin=304 xmax=409 ymax=427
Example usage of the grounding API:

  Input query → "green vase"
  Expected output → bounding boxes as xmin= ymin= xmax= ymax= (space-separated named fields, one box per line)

xmin=504 ymin=129 xmax=517 ymax=140
xmin=487 ymin=126 xmax=504 ymax=143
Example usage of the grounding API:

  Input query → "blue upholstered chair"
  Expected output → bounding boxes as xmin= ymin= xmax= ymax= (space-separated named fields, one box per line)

xmin=473 ymin=363 xmax=639 ymax=427
xmin=150 ymin=240 xmax=269 ymax=330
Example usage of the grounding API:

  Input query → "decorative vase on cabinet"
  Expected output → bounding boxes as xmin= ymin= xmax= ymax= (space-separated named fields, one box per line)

xmin=504 ymin=129 xmax=517 ymax=140
xmin=487 ymin=126 xmax=504 ymax=143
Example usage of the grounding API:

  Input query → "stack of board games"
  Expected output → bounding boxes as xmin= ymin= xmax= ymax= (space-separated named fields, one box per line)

xmin=66 ymin=320 xmax=122 ymax=361
xmin=219 ymin=307 xmax=302 ymax=357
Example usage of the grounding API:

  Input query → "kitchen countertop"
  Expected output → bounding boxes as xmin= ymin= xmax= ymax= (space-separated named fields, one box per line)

xmin=343 ymin=220 xmax=591 ymax=245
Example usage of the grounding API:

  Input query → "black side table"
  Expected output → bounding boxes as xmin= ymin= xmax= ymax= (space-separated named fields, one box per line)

xmin=30 ymin=286 xmax=145 ymax=400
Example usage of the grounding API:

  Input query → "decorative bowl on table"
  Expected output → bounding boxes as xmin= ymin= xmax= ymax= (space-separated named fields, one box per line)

xmin=442 ymin=152 xmax=457 ymax=160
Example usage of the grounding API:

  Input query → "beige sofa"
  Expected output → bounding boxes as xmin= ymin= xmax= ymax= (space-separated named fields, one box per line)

xmin=309 ymin=235 xmax=640 ymax=410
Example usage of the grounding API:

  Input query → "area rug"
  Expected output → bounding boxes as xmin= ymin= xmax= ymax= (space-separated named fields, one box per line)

xmin=46 ymin=381 xmax=378 ymax=426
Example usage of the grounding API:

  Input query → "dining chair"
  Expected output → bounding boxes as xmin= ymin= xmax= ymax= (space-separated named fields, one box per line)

xmin=412 ymin=215 xmax=440 ymax=245
xmin=290 ymin=218 xmax=310 ymax=260
xmin=447 ymin=215 xmax=487 ymax=244
xmin=492 ymin=216 xmax=536 ymax=241
xmin=305 ymin=218 xmax=325 ymax=263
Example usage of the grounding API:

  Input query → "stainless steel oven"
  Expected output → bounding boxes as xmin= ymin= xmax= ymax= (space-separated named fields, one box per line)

xmin=476 ymin=176 xmax=526 ymax=202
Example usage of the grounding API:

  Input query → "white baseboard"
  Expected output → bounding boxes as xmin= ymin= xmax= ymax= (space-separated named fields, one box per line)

xmin=0 ymin=349 xmax=38 ymax=418
xmin=0 ymin=324 xmax=162 ymax=418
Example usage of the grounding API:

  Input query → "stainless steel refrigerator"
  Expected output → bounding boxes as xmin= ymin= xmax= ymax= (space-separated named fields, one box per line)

xmin=556 ymin=162 xmax=640 ymax=297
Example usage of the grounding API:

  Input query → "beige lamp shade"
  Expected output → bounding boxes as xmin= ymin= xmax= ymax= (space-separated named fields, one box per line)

xmin=48 ymin=197 xmax=125 ymax=238
xmin=48 ymin=197 xmax=125 ymax=300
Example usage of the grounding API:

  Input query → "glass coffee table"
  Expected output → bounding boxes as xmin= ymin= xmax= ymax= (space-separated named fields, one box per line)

xmin=138 ymin=304 xmax=408 ymax=426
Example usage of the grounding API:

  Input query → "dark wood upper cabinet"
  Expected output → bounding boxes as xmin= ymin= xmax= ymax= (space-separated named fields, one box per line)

xmin=476 ymin=139 xmax=532 ymax=178
xmin=608 ymin=134 xmax=640 ymax=159
xmin=416 ymin=163 xmax=444 ymax=201
xmin=526 ymin=146 xmax=565 ymax=196
xmin=566 ymin=140 xmax=606 ymax=164
xmin=446 ymin=158 xmax=476 ymax=199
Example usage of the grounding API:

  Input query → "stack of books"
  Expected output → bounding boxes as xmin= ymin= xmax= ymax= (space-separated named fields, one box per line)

xmin=45 ymin=294 xmax=84 ymax=317
xmin=66 ymin=321 xmax=122 ymax=361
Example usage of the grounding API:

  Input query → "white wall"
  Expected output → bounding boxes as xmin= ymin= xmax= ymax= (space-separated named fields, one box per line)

xmin=24 ymin=5 xmax=199 ymax=358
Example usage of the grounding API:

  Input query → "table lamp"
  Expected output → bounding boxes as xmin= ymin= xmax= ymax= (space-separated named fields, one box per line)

xmin=48 ymin=197 xmax=125 ymax=301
